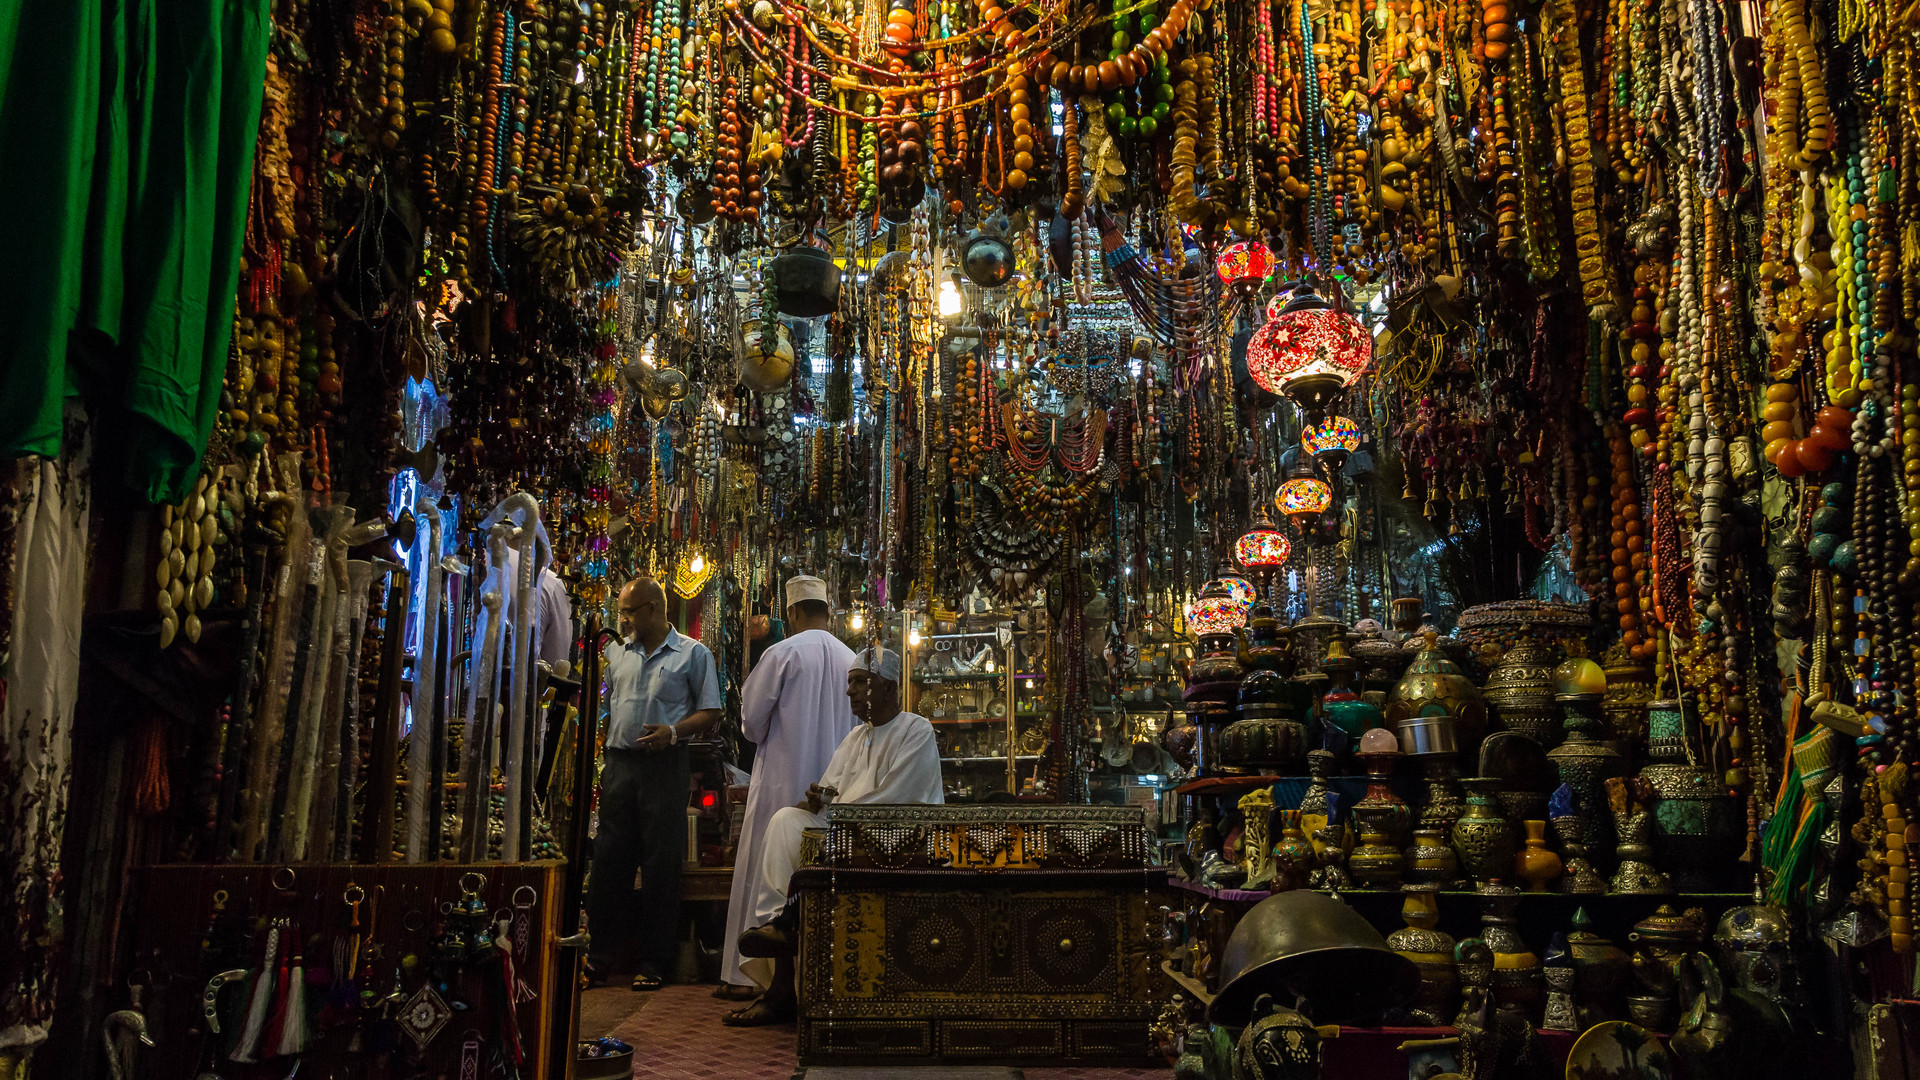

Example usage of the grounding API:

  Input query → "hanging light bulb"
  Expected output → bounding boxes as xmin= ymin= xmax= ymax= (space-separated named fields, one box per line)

xmin=937 ymin=272 xmax=964 ymax=318
xmin=850 ymin=609 xmax=866 ymax=631
xmin=688 ymin=552 xmax=706 ymax=575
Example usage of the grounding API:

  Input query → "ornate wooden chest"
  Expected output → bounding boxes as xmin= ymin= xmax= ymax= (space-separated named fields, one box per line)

xmin=794 ymin=805 xmax=1166 ymax=1066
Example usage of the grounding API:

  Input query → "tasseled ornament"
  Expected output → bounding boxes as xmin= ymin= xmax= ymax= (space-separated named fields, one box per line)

xmin=1763 ymin=724 xmax=1839 ymax=909
xmin=272 ymin=949 xmax=312 ymax=1056
xmin=490 ymin=916 xmax=536 ymax=1065
xmin=229 ymin=922 xmax=282 ymax=1063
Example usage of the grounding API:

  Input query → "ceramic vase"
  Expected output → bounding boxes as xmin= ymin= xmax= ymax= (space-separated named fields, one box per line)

xmin=1348 ymin=805 xmax=1406 ymax=888
xmin=1479 ymin=884 xmax=1543 ymax=1022
xmin=1386 ymin=888 xmax=1457 ymax=1025
xmin=1272 ymin=809 xmax=1317 ymax=883
xmin=1512 ymin=820 xmax=1562 ymax=892
xmin=1403 ymin=828 xmax=1459 ymax=887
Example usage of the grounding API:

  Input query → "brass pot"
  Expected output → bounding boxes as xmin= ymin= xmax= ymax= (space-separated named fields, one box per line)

xmin=1218 ymin=713 xmax=1309 ymax=775
xmin=1211 ymin=890 xmax=1420 ymax=1026
xmin=738 ymin=322 xmax=796 ymax=391
xmin=1601 ymin=647 xmax=1655 ymax=747
xmin=1388 ymin=632 xmax=1488 ymax=761
xmin=1642 ymin=700 xmax=1743 ymax=891
xmin=1483 ymin=640 xmax=1563 ymax=748
xmin=1566 ymin=907 xmax=1630 ymax=1025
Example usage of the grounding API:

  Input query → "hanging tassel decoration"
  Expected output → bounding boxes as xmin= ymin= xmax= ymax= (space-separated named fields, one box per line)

xmin=132 ymin=714 xmax=172 ymax=815
xmin=272 ymin=947 xmax=311 ymax=1056
xmin=229 ymin=921 xmax=282 ymax=1063
xmin=260 ymin=923 xmax=296 ymax=1056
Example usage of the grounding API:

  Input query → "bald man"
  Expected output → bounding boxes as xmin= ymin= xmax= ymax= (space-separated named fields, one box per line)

xmin=589 ymin=577 xmax=722 ymax=991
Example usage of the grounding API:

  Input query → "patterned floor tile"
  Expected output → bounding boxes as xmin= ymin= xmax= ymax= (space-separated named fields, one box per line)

xmin=606 ymin=984 xmax=1174 ymax=1080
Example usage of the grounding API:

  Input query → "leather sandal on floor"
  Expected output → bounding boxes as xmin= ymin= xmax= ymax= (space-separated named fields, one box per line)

xmin=721 ymin=998 xmax=796 ymax=1027
xmin=630 ymin=973 xmax=665 ymax=991
xmin=712 ymin=983 xmax=759 ymax=1001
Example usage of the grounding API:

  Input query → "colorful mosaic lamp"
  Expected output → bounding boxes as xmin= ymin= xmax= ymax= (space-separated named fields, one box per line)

xmin=1218 ymin=574 xmax=1256 ymax=606
xmin=1187 ymin=578 xmax=1255 ymax=640
xmin=1276 ymin=475 xmax=1333 ymax=528
xmin=1303 ymin=415 xmax=1363 ymax=471
xmin=1235 ymin=508 xmax=1293 ymax=573
xmin=1244 ymin=286 xmax=1374 ymax=417
xmin=1215 ymin=240 xmax=1275 ymax=289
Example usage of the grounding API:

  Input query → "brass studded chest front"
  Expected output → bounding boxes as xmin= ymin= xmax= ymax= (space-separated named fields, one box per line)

xmin=792 ymin=805 xmax=1167 ymax=1066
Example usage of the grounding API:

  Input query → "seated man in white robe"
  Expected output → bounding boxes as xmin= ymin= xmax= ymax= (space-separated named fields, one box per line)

xmin=722 ymin=646 xmax=942 ymax=1026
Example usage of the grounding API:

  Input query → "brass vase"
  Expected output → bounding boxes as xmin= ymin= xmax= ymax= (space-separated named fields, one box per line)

xmin=1451 ymin=777 xmax=1520 ymax=886
xmin=1298 ymin=749 xmax=1348 ymax=860
xmin=1605 ymin=775 xmax=1672 ymax=894
xmin=1416 ymin=754 xmax=1465 ymax=835
xmin=1349 ymin=743 xmax=1409 ymax=887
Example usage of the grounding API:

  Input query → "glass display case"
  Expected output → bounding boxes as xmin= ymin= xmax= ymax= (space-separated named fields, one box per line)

xmin=905 ymin=625 xmax=1047 ymax=801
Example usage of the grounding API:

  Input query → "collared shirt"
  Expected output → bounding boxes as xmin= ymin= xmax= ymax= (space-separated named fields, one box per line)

xmin=604 ymin=626 xmax=723 ymax=750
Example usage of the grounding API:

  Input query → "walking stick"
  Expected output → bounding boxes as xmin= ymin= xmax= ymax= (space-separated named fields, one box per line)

xmin=549 ymin=615 xmax=610 ymax=1078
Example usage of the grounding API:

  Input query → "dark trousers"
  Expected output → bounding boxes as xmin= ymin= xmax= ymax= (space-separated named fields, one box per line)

xmin=588 ymin=746 xmax=690 ymax=975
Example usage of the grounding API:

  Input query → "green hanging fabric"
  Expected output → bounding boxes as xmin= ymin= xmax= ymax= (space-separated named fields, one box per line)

xmin=0 ymin=0 xmax=270 ymax=505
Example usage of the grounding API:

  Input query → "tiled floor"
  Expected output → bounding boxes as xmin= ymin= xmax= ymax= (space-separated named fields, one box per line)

xmin=585 ymin=983 xmax=1172 ymax=1080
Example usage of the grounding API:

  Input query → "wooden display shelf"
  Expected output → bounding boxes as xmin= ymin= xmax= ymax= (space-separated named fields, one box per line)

xmin=1168 ymin=878 xmax=1752 ymax=904
xmin=1174 ymin=775 xmax=1286 ymax=796
xmin=913 ymin=672 xmax=1008 ymax=685
xmin=683 ymin=865 xmax=735 ymax=901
